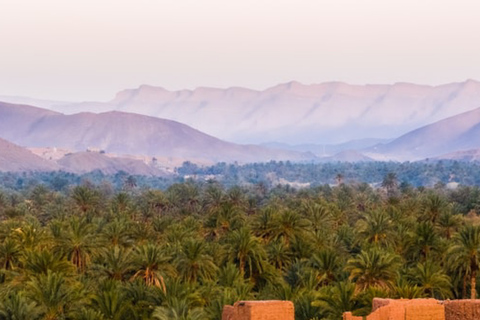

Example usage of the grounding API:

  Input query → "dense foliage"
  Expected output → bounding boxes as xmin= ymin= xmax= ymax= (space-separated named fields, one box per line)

xmin=1 ymin=165 xmax=480 ymax=319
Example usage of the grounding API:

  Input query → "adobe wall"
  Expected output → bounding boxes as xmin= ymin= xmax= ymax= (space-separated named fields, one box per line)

xmin=222 ymin=300 xmax=294 ymax=320
xmin=443 ymin=299 xmax=480 ymax=320
xmin=222 ymin=305 xmax=234 ymax=320
xmin=344 ymin=298 xmax=444 ymax=320
xmin=343 ymin=312 xmax=362 ymax=320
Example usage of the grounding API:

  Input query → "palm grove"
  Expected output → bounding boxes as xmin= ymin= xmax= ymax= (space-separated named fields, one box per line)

xmin=1 ymin=174 xmax=480 ymax=319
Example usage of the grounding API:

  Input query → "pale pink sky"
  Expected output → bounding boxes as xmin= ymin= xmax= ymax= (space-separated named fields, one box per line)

xmin=1 ymin=0 xmax=479 ymax=101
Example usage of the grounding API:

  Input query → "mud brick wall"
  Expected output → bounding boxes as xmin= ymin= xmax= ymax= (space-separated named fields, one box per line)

xmin=222 ymin=300 xmax=294 ymax=320
xmin=342 ymin=312 xmax=362 ymax=320
xmin=444 ymin=299 xmax=480 ymax=320
xmin=405 ymin=303 xmax=445 ymax=320
xmin=222 ymin=305 xmax=234 ymax=320
xmin=344 ymin=298 xmax=445 ymax=320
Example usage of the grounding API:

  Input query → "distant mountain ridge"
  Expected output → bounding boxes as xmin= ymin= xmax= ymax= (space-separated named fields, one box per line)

xmin=366 ymin=106 xmax=480 ymax=161
xmin=0 ymin=102 xmax=314 ymax=164
xmin=9 ymin=79 xmax=480 ymax=145
xmin=0 ymin=137 xmax=60 ymax=172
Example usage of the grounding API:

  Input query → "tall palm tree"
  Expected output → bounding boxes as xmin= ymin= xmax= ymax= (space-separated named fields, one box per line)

xmin=174 ymin=239 xmax=218 ymax=284
xmin=71 ymin=186 xmax=100 ymax=215
xmin=309 ymin=249 xmax=342 ymax=285
xmin=251 ymin=207 xmax=277 ymax=242
xmin=92 ymin=282 xmax=133 ymax=320
xmin=345 ymin=248 xmax=400 ymax=291
xmin=22 ymin=249 xmax=74 ymax=276
xmin=132 ymin=243 xmax=173 ymax=293
xmin=0 ymin=238 xmax=20 ymax=270
xmin=100 ymin=219 xmax=134 ymax=248
xmin=205 ymin=202 xmax=245 ymax=240
xmin=448 ymin=224 xmax=480 ymax=299
xmin=421 ymin=193 xmax=448 ymax=223
xmin=437 ymin=211 xmax=461 ymax=240
xmin=382 ymin=172 xmax=398 ymax=197
xmin=414 ymin=221 xmax=438 ymax=260
xmin=356 ymin=209 xmax=391 ymax=246
xmin=55 ymin=217 xmax=97 ymax=273
xmin=226 ymin=227 xmax=266 ymax=279
xmin=266 ymin=239 xmax=291 ymax=270
xmin=26 ymin=271 xmax=80 ymax=320
xmin=95 ymin=246 xmax=134 ymax=281
xmin=407 ymin=260 xmax=452 ymax=299
xmin=271 ymin=210 xmax=311 ymax=245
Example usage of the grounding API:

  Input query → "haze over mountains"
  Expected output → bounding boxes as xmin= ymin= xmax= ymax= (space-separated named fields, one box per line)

xmin=4 ymin=80 xmax=480 ymax=145
xmin=367 ymin=107 xmax=480 ymax=161
xmin=1 ymin=80 xmax=480 ymax=173
xmin=0 ymin=101 xmax=312 ymax=170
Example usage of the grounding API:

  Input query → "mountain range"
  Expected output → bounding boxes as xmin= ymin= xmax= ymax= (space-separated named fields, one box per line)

xmin=3 ymin=80 xmax=480 ymax=145
xmin=0 ymin=101 xmax=313 ymax=172
xmin=1 ymin=80 xmax=480 ymax=174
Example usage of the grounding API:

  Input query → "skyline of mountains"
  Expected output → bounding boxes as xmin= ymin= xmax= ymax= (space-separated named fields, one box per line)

xmin=2 ymin=79 xmax=479 ymax=145
xmin=1 ymin=79 xmax=480 ymax=173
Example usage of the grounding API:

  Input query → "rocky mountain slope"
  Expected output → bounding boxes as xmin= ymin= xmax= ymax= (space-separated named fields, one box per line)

xmin=367 ymin=107 xmax=480 ymax=161
xmin=0 ymin=138 xmax=60 ymax=172
xmin=0 ymin=102 xmax=313 ymax=164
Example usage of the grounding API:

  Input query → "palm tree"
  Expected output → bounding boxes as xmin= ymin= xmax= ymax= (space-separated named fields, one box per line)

xmin=448 ymin=224 xmax=480 ymax=299
xmin=132 ymin=244 xmax=173 ymax=293
xmin=414 ymin=221 xmax=438 ymax=260
xmin=345 ymin=248 xmax=400 ymax=291
xmin=174 ymin=239 xmax=218 ymax=284
xmin=226 ymin=227 xmax=266 ymax=279
xmin=22 ymin=249 xmax=74 ymax=276
xmin=152 ymin=297 xmax=205 ymax=320
xmin=205 ymin=202 xmax=245 ymax=240
xmin=71 ymin=186 xmax=100 ymax=215
xmin=26 ymin=271 xmax=79 ymax=320
xmin=407 ymin=260 xmax=452 ymax=299
xmin=92 ymin=282 xmax=133 ymax=320
xmin=0 ymin=238 xmax=20 ymax=270
xmin=271 ymin=210 xmax=311 ymax=245
xmin=421 ymin=193 xmax=448 ymax=223
xmin=356 ymin=209 xmax=391 ymax=246
xmin=110 ymin=192 xmax=133 ymax=216
xmin=300 ymin=201 xmax=333 ymax=233
xmin=309 ymin=249 xmax=342 ymax=285
xmin=382 ymin=172 xmax=398 ymax=197
xmin=437 ymin=211 xmax=461 ymax=240
xmin=393 ymin=277 xmax=425 ymax=299
xmin=55 ymin=218 xmax=97 ymax=273
xmin=202 ymin=185 xmax=225 ymax=215
xmin=312 ymin=281 xmax=365 ymax=320
xmin=100 ymin=219 xmax=134 ymax=248
xmin=95 ymin=246 xmax=134 ymax=281
xmin=0 ymin=291 xmax=41 ymax=320
xmin=251 ymin=207 xmax=277 ymax=242
xmin=266 ymin=239 xmax=291 ymax=270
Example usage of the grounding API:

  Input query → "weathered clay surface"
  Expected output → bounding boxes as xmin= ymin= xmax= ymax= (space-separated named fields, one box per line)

xmin=222 ymin=300 xmax=294 ymax=320
xmin=443 ymin=299 xmax=480 ymax=320
xmin=344 ymin=298 xmax=444 ymax=320
xmin=222 ymin=305 xmax=234 ymax=320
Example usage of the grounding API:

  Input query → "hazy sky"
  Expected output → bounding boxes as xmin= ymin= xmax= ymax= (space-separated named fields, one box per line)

xmin=1 ymin=0 xmax=479 ymax=101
